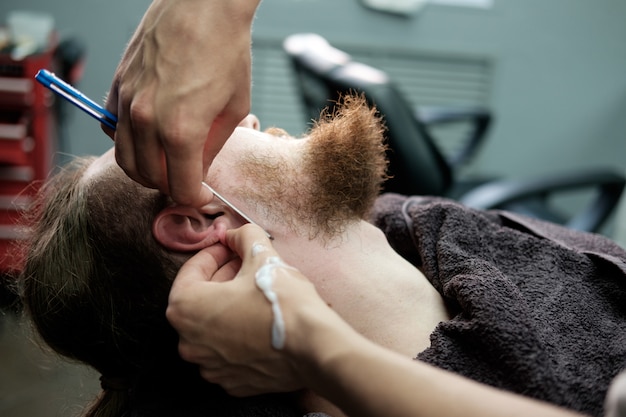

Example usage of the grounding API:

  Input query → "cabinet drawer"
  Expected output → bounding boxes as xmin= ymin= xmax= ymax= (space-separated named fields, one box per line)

xmin=0 ymin=76 xmax=34 ymax=107
xmin=0 ymin=111 xmax=34 ymax=165
xmin=0 ymin=195 xmax=31 ymax=275
xmin=0 ymin=194 xmax=31 ymax=225
xmin=0 ymin=224 xmax=25 ymax=240
xmin=0 ymin=194 xmax=27 ymax=271
xmin=0 ymin=227 xmax=25 ymax=274
xmin=0 ymin=166 xmax=35 ymax=196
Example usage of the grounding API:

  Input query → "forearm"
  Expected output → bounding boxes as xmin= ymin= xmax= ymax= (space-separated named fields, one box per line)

xmin=295 ymin=309 xmax=585 ymax=417
xmin=173 ymin=224 xmax=585 ymax=417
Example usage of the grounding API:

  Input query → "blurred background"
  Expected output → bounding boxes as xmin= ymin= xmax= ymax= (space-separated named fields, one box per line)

xmin=0 ymin=0 xmax=625 ymax=415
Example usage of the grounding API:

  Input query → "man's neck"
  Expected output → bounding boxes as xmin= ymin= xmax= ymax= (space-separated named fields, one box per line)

xmin=274 ymin=220 xmax=449 ymax=358
xmin=275 ymin=220 xmax=450 ymax=417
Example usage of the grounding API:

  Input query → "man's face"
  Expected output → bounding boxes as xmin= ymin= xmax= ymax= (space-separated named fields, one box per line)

xmin=207 ymin=95 xmax=388 ymax=239
xmin=88 ymin=95 xmax=388 ymax=240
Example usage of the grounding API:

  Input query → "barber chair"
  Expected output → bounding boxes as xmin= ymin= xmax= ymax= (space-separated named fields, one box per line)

xmin=283 ymin=33 xmax=626 ymax=233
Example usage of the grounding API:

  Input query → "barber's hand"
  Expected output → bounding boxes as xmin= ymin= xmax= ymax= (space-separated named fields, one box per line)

xmin=167 ymin=224 xmax=327 ymax=396
xmin=104 ymin=0 xmax=260 ymax=206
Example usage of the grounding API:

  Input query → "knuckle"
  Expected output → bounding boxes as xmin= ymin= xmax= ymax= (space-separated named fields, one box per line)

xmin=135 ymin=166 xmax=163 ymax=189
xmin=117 ymin=84 xmax=133 ymax=109
xmin=199 ymin=368 xmax=217 ymax=383
xmin=113 ymin=146 xmax=139 ymax=180
xmin=113 ymin=142 xmax=129 ymax=167
xmin=177 ymin=342 xmax=197 ymax=363
xmin=129 ymin=100 xmax=155 ymax=129
xmin=169 ymin=188 xmax=197 ymax=206
xmin=164 ymin=304 xmax=180 ymax=327
xmin=165 ymin=293 xmax=193 ymax=326
xmin=100 ymin=124 xmax=115 ymax=139
xmin=161 ymin=124 xmax=191 ymax=149
xmin=223 ymin=105 xmax=250 ymax=126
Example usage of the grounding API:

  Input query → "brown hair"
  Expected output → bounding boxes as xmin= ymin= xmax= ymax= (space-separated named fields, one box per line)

xmin=17 ymin=157 xmax=299 ymax=417
xmin=303 ymin=94 xmax=389 ymax=235
xmin=19 ymin=157 xmax=180 ymax=416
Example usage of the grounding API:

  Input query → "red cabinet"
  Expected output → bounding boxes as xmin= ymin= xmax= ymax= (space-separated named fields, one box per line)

xmin=0 ymin=43 xmax=57 ymax=274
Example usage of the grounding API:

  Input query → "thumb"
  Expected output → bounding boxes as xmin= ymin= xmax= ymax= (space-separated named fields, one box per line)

xmin=170 ymin=243 xmax=233 ymax=293
xmin=167 ymin=243 xmax=237 ymax=331
xmin=226 ymin=224 xmax=282 ymax=279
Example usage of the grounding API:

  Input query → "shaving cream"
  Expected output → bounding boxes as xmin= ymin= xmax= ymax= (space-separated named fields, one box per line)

xmin=252 ymin=242 xmax=268 ymax=257
xmin=252 ymin=243 xmax=297 ymax=351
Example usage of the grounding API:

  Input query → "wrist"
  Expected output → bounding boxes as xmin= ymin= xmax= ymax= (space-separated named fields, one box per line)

xmin=213 ymin=0 xmax=261 ymax=23
xmin=282 ymin=292 xmax=365 ymax=392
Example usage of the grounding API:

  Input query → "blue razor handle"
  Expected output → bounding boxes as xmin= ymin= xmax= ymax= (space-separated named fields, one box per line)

xmin=35 ymin=69 xmax=118 ymax=130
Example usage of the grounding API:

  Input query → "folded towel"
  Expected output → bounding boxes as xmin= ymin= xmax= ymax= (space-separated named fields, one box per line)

xmin=369 ymin=194 xmax=626 ymax=417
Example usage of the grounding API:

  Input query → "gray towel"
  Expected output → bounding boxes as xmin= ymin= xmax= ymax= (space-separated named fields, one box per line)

xmin=369 ymin=194 xmax=626 ymax=417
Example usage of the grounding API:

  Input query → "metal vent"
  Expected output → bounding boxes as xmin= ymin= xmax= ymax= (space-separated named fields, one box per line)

xmin=251 ymin=42 xmax=307 ymax=136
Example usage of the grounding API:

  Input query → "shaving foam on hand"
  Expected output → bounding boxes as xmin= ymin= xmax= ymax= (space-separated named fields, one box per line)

xmin=254 ymin=254 xmax=294 ymax=350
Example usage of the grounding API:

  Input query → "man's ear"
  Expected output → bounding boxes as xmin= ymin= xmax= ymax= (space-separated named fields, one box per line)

xmin=153 ymin=206 xmax=223 ymax=252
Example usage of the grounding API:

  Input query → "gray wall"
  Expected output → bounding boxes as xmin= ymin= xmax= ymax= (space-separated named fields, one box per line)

xmin=2 ymin=0 xmax=626 ymax=235
xmin=252 ymin=0 xmax=626 ymax=178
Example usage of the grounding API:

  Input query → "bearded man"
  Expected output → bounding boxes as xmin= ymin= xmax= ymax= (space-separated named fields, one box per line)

xmin=17 ymin=95 xmax=626 ymax=417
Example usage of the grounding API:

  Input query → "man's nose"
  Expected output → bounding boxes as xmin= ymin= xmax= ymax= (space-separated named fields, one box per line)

xmin=238 ymin=114 xmax=260 ymax=130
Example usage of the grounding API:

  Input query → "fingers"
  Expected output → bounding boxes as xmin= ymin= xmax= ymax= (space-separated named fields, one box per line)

xmin=113 ymin=110 xmax=218 ymax=206
xmin=101 ymin=0 xmax=258 ymax=207
xmin=101 ymin=79 xmax=118 ymax=140
xmin=114 ymin=108 xmax=157 ymax=189
xmin=204 ymin=99 xmax=250 ymax=165
xmin=225 ymin=224 xmax=284 ymax=281
xmin=168 ymin=96 xmax=248 ymax=206
xmin=226 ymin=223 xmax=276 ymax=261
xmin=105 ymin=74 xmax=245 ymax=208
xmin=170 ymin=243 xmax=233 ymax=292
xmin=101 ymin=124 xmax=116 ymax=141
xmin=105 ymin=73 xmax=217 ymax=206
xmin=105 ymin=76 xmax=160 ymax=190
xmin=167 ymin=243 xmax=236 ymax=335
xmin=164 ymin=126 xmax=214 ymax=207
xmin=169 ymin=224 xmax=311 ymax=396
xmin=127 ymin=89 xmax=166 ymax=190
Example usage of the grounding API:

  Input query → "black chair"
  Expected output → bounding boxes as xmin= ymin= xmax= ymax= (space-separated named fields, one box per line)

xmin=283 ymin=33 xmax=626 ymax=233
